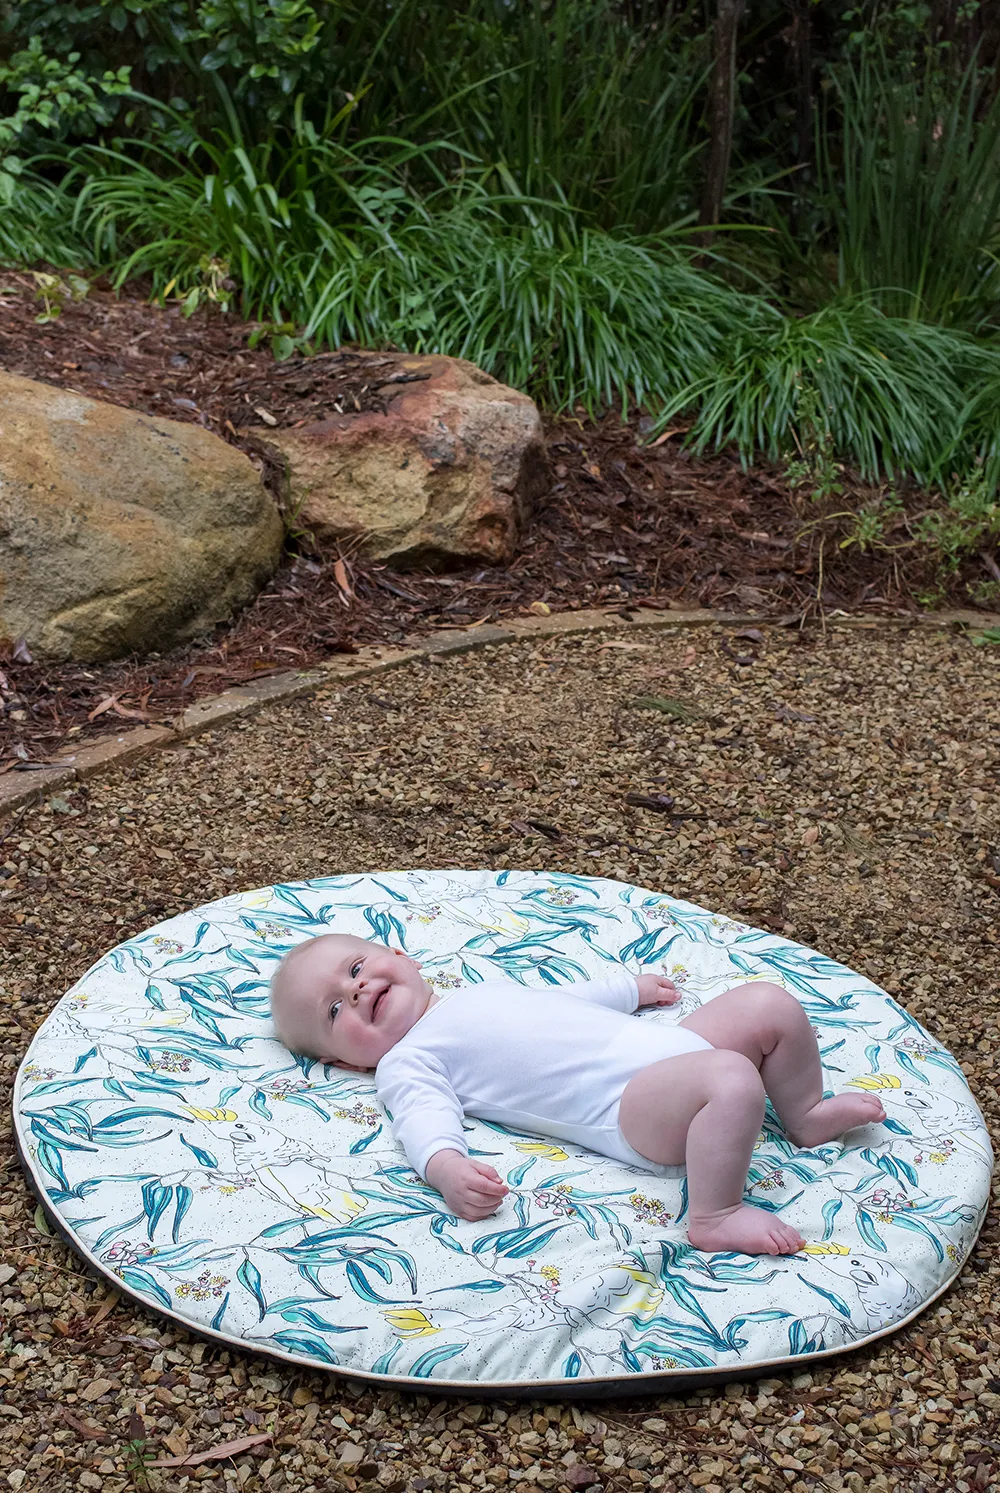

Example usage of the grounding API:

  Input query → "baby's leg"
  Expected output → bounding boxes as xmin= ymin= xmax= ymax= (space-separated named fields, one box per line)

xmin=678 ymin=983 xmax=885 ymax=1147
xmin=618 ymin=1050 xmax=805 ymax=1255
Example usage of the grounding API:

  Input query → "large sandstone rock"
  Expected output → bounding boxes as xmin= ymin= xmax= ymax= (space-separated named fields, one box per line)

xmin=0 ymin=372 xmax=283 ymax=662
xmin=259 ymin=355 xmax=548 ymax=567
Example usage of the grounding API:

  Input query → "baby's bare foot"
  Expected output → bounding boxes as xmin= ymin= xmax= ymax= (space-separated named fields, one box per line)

xmin=785 ymin=1093 xmax=886 ymax=1149
xmin=688 ymin=1204 xmax=804 ymax=1256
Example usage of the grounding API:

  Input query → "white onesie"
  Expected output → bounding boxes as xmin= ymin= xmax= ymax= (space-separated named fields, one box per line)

xmin=375 ymin=970 xmax=712 ymax=1178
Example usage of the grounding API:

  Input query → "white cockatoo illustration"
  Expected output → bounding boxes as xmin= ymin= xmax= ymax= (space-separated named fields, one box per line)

xmin=42 ymin=994 xmax=190 ymax=1048
xmin=222 ymin=1120 xmax=370 ymax=1224
xmin=803 ymin=1243 xmax=922 ymax=1330
xmin=382 ymin=1263 xmax=665 ymax=1372
xmin=849 ymin=1075 xmax=993 ymax=1172
xmin=156 ymin=1116 xmax=371 ymax=1226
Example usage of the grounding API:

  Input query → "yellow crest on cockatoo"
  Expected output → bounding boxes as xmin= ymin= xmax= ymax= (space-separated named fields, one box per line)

xmin=478 ymin=909 xmax=530 ymax=935
xmin=513 ymin=1142 xmax=569 ymax=1161
xmin=620 ymin=1267 xmax=665 ymax=1320
xmin=334 ymin=1192 xmax=367 ymax=1222
xmin=846 ymin=1074 xmax=901 ymax=1092
xmin=237 ymin=891 xmax=274 ymax=910
xmin=182 ymin=1106 xmax=238 ymax=1122
xmin=801 ymin=1243 xmax=851 ymax=1256
xmin=383 ymin=1308 xmax=440 ymax=1338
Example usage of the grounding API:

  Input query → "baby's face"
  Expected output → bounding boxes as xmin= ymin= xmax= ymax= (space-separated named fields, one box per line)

xmin=273 ymin=934 xmax=433 ymax=1068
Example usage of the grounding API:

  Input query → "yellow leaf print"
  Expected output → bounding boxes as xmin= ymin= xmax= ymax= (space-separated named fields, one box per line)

xmin=182 ymin=1106 xmax=238 ymax=1123
xmin=383 ymin=1308 xmax=439 ymax=1338
xmin=846 ymin=1074 xmax=901 ymax=1092
xmin=513 ymin=1142 xmax=569 ymax=1161
xmin=802 ymin=1243 xmax=850 ymax=1256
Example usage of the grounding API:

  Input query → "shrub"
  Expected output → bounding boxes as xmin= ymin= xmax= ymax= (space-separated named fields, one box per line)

xmin=814 ymin=48 xmax=1000 ymax=331
xmin=67 ymin=107 xmax=754 ymax=412
xmin=649 ymin=298 xmax=1000 ymax=485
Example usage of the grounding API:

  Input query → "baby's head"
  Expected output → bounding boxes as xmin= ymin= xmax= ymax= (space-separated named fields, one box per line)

xmin=270 ymin=933 xmax=432 ymax=1069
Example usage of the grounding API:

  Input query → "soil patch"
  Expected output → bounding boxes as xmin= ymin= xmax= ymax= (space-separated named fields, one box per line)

xmin=0 ymin=269 xmax=994 ymax=772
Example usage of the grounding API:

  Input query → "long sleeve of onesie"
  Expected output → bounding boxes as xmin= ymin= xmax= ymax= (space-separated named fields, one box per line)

xmin=556 ymin=969 xmax=639 ymax=1013
xmin=376 ymin=1046 xmax=468 ymax=1180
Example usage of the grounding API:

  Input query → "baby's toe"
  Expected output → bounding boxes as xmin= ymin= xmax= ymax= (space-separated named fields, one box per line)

xmin=774 ymin=1220 xmax=804 ymax=1252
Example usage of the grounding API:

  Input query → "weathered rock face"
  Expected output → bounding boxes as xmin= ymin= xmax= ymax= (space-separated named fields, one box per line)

xmin=0 ymin=371 xmax=284 ymax=662
xmin=259 ymin=355 xmax=548 ymax=568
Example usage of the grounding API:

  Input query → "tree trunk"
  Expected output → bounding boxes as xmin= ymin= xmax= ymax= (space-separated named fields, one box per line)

xmin=788 ymin=0 xmax=814 ymax=235
xmin=790 ymin=0 xmax=813 ymax=172
xmin=698 ymin=0 xmax=746 ymax=236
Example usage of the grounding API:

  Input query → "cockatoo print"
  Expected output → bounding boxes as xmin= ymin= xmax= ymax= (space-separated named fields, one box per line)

xmin=225 ymin=1121 xmax=370 ymax=1224
xmin=803 ymin=1243 xmax=922 ymax=1330
xmin=42 ymin=995 xmax=190 ymax=1048
xmin=850 ymin=1075 xmax=993 ymax=1172
xmin=158 ymin=1116 xmax=370 ymax=1226
xmin=382 ymin=1264 xmax=664 ymax=1373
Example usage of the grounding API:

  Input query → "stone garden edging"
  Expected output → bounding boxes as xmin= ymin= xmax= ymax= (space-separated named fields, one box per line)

xmin=2 ymin=604 xmax=996 ymax=820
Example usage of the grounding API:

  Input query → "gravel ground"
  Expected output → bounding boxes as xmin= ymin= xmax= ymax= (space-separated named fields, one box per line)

xmin=2 ymin=621 xmax=999 ymax=1493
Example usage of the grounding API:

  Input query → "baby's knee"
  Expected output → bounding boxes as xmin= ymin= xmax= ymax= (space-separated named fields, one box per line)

xmin=743 ymin=981 xmax=804 ymax=1031
xmin=705 ymin=1049 xmax=765 ymax=1112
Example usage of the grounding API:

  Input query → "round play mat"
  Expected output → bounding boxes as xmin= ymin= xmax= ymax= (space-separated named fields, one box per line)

xmin=16 ymin=870 xmax=991 ymax=1395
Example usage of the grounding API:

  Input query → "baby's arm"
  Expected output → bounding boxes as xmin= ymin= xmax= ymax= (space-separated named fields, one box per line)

xmin=376 ymin=1050 xmax=508 ymax=1221
xmin=559 ymin=969 xmax=680 ymax=1012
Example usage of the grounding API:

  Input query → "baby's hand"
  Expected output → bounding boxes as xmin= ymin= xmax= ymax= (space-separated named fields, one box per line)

xmin=425 ymin=1150 xmax=509 ymax=1221
xmin=636 ymin=973 xmax=680 ymax=1007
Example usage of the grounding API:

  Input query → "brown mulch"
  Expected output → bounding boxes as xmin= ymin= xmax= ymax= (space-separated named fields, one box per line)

xmin=1 ymin=623 xmax=998 ymax=1490
xmin=1 ymin=268 xmax=995 ymax=774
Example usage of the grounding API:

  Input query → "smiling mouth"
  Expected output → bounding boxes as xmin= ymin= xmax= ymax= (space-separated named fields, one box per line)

xmin=372 ymin=989 xmax=388 ymax=1021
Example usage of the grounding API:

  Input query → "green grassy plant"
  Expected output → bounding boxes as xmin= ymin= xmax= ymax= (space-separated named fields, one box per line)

xmin=815 ymin=50 xmax=1000 ymax=330
xmin=0 ymin=170 xmax=88 ymax=265
xmin=5 ymin=0 xmax=706 ymax=233
xmin=650 ymin=298 xmax=1000 ymax=485
xmin=64 ymin=109 xmax=751 ymax=413
xmin=409 ymin=0 xmax=706 ymax=233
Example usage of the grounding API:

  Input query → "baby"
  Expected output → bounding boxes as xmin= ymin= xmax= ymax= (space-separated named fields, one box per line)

xmin=270 ymin=935 xmax=886 ymax=1256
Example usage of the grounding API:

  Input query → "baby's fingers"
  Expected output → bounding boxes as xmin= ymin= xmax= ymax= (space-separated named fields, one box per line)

xmin=457 ymin=1189 xmax=505 ymax=1220
xmin=471 ymin=1162 xmax=505 ymax=1183
xmin=468 ymin=1179 xmax=508 ymax=1204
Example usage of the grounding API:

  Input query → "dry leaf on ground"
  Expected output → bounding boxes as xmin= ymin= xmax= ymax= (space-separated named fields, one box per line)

xmin=149 ymin=1433 xmax=272 ymax=1468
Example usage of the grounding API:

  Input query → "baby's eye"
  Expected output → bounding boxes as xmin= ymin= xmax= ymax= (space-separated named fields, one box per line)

xmin=329 ymin=999 xmax=341 ymax=1023
xmin=350 ymin=960 xmax=363 ymax=979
